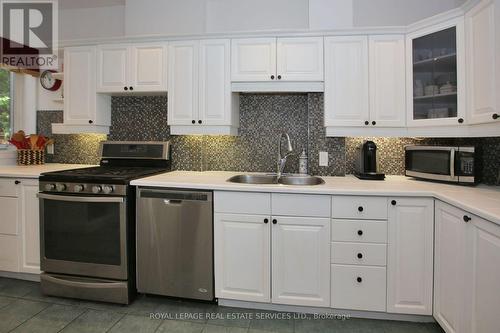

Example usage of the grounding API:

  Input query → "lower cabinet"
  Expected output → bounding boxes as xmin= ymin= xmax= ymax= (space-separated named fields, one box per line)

xmin=434 ymin=200 xmax=500 ymax=333
xmin=214 ymin=213 xmax=271 ymax=302
xmin=272 ymin=216 xmax=330 ymax=307
xmin=0 ymin=178 xmax=40 ymax=274
xmin=387 ymin=197 xmax=434 ymax=315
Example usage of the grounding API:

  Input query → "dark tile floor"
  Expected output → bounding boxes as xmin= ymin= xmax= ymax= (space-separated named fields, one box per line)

xmin=0 ymin=277 xmax=444 ymax=333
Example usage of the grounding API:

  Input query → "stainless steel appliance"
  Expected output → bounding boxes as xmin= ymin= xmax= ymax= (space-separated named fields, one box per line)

xmin=405 ymin=145 xmax=477 ymax=184
xmin=355 ymin=140 xmax=385 ymax=180
xmin=38 ymin=141 xmax=171 ymax=304
xmin=136 ymin=188 xmax=214 ymax=301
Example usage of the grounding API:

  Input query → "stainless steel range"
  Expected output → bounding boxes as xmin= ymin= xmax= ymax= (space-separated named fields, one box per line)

xmin=38 ymin=141 xmax=171 ymax=304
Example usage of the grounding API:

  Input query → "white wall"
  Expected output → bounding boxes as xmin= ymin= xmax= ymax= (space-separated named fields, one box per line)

xmin=206 ymin=0 xmax=309 ymax=32
xmin=125 ymin=0 xmax=206 ymax=36
xmin=59 ymin=0 xmax=466 ymax=41
xmin=59 ymin=5 xmax=125 ymax=41
xmin=353 ymin=0 xmax=460 ymax=26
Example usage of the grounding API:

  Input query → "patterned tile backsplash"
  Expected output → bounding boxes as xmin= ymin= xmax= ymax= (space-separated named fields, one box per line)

xmin=36 ymin=94 xmax=500 ymax=185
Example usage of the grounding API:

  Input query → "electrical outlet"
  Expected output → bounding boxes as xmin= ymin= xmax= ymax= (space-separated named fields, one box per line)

xmin=46 ymin=143 xmax=54 ymax=155
xmin=319 ymin=151 xmax=328 ymax=167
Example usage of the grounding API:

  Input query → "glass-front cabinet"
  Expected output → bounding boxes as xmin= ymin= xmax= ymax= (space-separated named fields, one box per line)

xmin=406 ymin=18 xmax=465 ymax=126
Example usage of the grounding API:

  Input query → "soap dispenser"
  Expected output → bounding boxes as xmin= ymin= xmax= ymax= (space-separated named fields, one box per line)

xmin=299 ymin=148 xmax=308 ymax=174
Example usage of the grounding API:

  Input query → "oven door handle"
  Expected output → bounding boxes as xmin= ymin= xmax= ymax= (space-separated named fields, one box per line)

xmin=37 ymin=193 xmax=124 ymax=203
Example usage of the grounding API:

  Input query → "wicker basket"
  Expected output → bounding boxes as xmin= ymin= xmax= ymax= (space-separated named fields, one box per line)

xmin=17 ymin=149 xmax=45 ymax=165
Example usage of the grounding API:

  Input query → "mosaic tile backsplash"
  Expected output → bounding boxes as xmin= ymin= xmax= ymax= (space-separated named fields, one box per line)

xmin=37 ymin=94 xmax=500 ymax=185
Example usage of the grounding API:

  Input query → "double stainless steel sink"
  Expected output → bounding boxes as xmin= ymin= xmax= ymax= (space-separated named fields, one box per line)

xmin=227 ymin=174 xmax=325 ymax=186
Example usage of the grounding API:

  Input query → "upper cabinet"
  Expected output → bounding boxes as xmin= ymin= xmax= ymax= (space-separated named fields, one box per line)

xmin=324 ymin=35 xmax=405 ymax=132
xmin=324 ymin=36 xmax=369 ymax=127
xmin=97 ymin=43 xmax=167 ymax=93
xmin=168 ymin=39 xmax=239 ymax=135
xmin=52 ymin=46 xmax=111 ymax=134
xmin=406 ymin=18 xmax=466 ymax=127
xmin=465 ymin=0 xmax=499 ymax=125
xmin=231 ymin=37 xmax=324 ymax=91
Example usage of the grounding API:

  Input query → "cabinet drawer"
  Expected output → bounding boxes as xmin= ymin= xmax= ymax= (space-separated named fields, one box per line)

xmin=215 ymin=191 xmax=270 ymax=215
xmin=272 ymin=193 xmax=330 ymax=217
xmin=332 ymin=196 xmax=387 ymax=220
xmin=331 ymin=264 xmax=386 ymax=312
xmin=331 ymin=242 xmax=386 ymax=266
xmin=0 ymin=179 xmax=19 ymax=197
xmin=331 ymin=219 xmax=387 ymax=243
xmin=0 ymin=197 xmax=19 ymax=235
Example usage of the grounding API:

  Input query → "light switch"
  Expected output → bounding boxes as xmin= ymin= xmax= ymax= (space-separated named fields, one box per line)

xmin=319 ymin=151 xmax=328 ymax=167
xmin=46 ymin=143 xmax=54 ymax=155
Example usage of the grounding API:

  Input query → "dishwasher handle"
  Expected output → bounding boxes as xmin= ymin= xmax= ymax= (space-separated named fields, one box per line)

xmin=139 ymin=189 xmax=212 ymax=202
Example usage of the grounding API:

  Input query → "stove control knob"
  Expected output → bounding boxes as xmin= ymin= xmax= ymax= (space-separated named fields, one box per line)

xmin=92 ymin=185 xmax=102 ymax=194
xmin=55 ymin=183 xmax=67 ymax=192
xmin=44 ymin=183 xmax=56 ymax=191
xmin=74 ymin=184 xmax=84 ymax=192
xmin=102 ymin=186 xmax=114 ymax=194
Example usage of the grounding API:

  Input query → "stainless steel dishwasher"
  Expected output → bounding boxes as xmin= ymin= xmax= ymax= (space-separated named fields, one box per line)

xmin=136 ymin=188 xmax=213 ymax=301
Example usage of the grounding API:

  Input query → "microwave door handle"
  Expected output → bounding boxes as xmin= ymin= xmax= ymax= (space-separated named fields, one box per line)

xmin=450 ymin=148 xmax=455 ymax=180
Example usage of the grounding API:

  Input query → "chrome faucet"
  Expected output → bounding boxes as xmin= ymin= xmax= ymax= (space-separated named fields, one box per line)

xmin=277 ymin=132 xmax=294 ymax=179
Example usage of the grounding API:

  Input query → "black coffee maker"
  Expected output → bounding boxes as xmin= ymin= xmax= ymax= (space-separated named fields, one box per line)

xmin=355 ymin=141 xmax=385 ymax=180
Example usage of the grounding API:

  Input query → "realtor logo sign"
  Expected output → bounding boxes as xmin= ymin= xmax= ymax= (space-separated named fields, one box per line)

xmin=1 ymin=0 xmax=58 ymax=70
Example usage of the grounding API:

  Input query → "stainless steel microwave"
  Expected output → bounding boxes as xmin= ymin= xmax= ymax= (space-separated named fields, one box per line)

xmin=405 ymin=146 xmax=477 ymax=184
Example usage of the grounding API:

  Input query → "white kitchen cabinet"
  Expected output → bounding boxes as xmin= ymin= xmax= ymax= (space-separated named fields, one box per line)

xmin=276 ymin=37 xmax=324 ymax=81
xmin=169 ymin=39 xmax=238 ymax=135
xmin=19 ymin=180 xmax=41 ymax=274
xmin=231 ymin=38 xmax=276 ymax=82
xmin=168 ymin=41 xmax=199 ymax=126
xmin=231 ymin=37 xmax=324 ymax=82
xmin=463 ymin=213 xmax=500 ymax=333
xmin=272 ymin=216 xmax=330 ymax=307
xmin=434 ymin=201 xmax=468 ymax=333
xmin=214 ymin=213 xmax=271 ymax=302
xmin=324 ymin=36 xmax=369 ymax=127
xmin=97 ymin=43 xmax=167 ymax=93
xmin=387 ymin=197 xmax=434 ymax=315
xmin=465 ymin=0 xmax=499 ymax=125
xmin=0 ymin=178 xmax=20 ymax=272
xmin=96 ymin=44 xmax=129 ymax=93
xmin=406 ymin=18 xmax=466 ymax=127
xmin=53 ymin=46 xmax=111 ymax=134
xmin=368 ymin=35 xmax=406 ymax=127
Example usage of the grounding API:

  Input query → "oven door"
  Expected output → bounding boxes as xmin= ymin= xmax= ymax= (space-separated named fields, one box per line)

xmin=38 ymin=193 xmax=128 ymax=280
xmin=405 ymin=146 xmax=457 ymax=182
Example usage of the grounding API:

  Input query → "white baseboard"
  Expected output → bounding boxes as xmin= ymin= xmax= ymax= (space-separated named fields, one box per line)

xmin=218 ymin=299 xmax=435 ymax=323
xmin=0 ymin=271 xmax=40 ymax=282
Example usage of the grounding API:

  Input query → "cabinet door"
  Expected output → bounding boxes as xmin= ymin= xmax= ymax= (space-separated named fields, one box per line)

xmin=434 ymin=201 xmax=468 ymax=333
xmin=276 ymin=37 xmax=324 ymax=81
xmin=231 ymin=38 xmax=276 ymax=81
xmin=324 ymin=36 xmax=369 ymax=127
xmin=168 ymin=41 xmax=199 ymax=125
xmin=464 ymin=215 xmax=500 ymax=333
xmin=369 ymin=35 xmax=406 ymax=127
xmin=214 ymin=213 xmax=271 ymax=302
xmin=20 ymin=180 xmax=41 ymax=274
xmin=272 ymin=216 xmax=330 ymax=307
xmin=199 ymin=39 xmax=232 ymax=125
xmin=387 ymin=198 xmax=434 ymax=315
xmin=63 ymin=46 xmax=98 ymax=125
xmin=466 ymin=0 xmax=498 ymax=124
xmin=130 ymin=43 xmax=168 ymax=92
xmin=97 ymin=45 xmax=129 ymax=93
xmin=406 ymin=18 xmax=466 ymax=127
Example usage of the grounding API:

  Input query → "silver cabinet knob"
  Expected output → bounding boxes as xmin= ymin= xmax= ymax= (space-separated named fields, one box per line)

xmin=102 ymin=186 xmax=113 ymax=194
xmin=92 ymin=185 xmax=102 ymax=194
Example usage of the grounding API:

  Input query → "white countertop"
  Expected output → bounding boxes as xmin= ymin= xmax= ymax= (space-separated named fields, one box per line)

xmin=0 ymin=163 xmax=93 ymax=178
xmin=131 ymin=171 xmax=500 ymax=226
